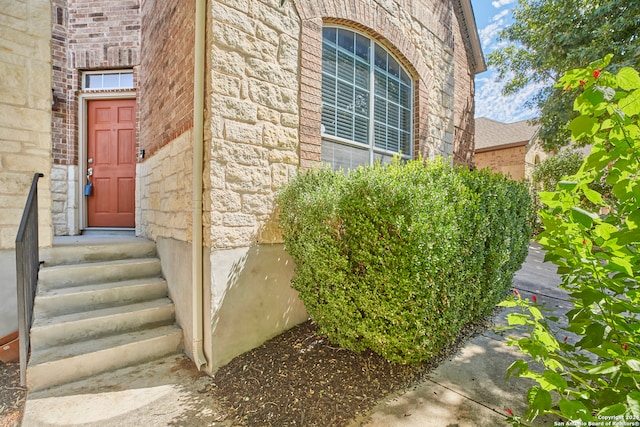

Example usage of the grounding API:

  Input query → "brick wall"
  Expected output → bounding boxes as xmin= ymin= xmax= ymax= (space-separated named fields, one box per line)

xmin=451 ymin=2 xmax=476 ymax=166
xmin=52 ymin=0 xmax=140 ymax=167
xmin=51 ymin=0 xmax=141 ymax=235
xmin=135 ymin=0 xmax=195 ymax=242
xmin=475 ymin=145 xmax=527 ymax=181
xmin=0 ymin=0 xmax=52 ymax=248
xmin=139 ymin=0 xmax=195 ymax=157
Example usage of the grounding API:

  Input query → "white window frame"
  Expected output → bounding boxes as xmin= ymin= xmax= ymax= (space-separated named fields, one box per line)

xmin=82 ymin=70 xmax=134 ymax=91
xmin=321 ymin=26 xmax=414 ymax=169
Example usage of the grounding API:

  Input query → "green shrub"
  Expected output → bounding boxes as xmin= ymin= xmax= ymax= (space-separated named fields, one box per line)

xmin=277 ymin=157 xmax=532 ymax=364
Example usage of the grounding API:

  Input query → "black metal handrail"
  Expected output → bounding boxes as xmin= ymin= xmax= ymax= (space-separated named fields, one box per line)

xmin=15 ymin=172 xmax=44 ymax=387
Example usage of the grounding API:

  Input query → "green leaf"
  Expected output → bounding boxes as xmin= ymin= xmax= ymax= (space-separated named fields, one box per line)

xmin=627 ymin=209 xmax=640 ymax=230
xmin=588 ymin=361 xmax=620 ymax=375
xmin=507 ymin=313 xmax=529 ymax=326
xmin=540 ymin=370 xmax=567 ymax=391
xmin=568 ymin=115 xmax=599 ymax=140
xmin=557 ymin=180 xmax=578 ymax=191
xmin=597 ymin=403 xmax=626 ymax=417
xmin=628 ymin=391 xmax=640 ymax=419
xmin=617 ymin=67 xmax=640 ymax=91
xmin=506 ymin=359 xmax=529 ymax=379
xmin=583 ymin=188 xmax=604 ymax=205
xmin=626 ymin=359 xmax=640 ymax=372
xmin=559 ymin=399 xmax=592 ymax=421
xmin=529 ymin=305 xmax=543 ymax=321
xmin=610 ymin=257 xmax=634 ymax=276
xmin=571 ymin=207 xmax=597 ymax=228
xmin=526 ymin=386 xmax=552 ymax=419
xmin=619 ymin=89 xmax=640 ymax=117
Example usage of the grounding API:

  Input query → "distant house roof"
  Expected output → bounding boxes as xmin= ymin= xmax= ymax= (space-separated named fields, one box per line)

xmin=475 ymin=117 xmax=540 ymax=153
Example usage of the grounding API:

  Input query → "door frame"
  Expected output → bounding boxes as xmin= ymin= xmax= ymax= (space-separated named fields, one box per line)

xmin=78 ymin=92 xmax=137 ymax=231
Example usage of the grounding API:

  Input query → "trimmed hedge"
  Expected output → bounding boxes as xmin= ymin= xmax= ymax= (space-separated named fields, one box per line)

xmin=277 ymin=158 xmax=532 ymax=364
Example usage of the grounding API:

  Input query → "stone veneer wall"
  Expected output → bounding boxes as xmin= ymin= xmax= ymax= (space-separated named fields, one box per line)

xmin=202 ymin=0 xmax=479 ymax=370
xmin=137 ymin=131 xmax=193 ymax=242
xmin=204 ymin=0 xmax=301 ymax=249
xmin=205 ymin=0 xmax=478 ymax=251
xmin=0 ymin=0 xmax=53 ymax=249
xmin=204 ymin=0 xmax=304 ymax=369
xmin=50 ymin=0 xmax=140 ymax=235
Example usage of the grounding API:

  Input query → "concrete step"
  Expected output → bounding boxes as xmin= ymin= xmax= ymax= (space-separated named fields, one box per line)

xmin=27 ymin=324 xmax=183 ymax=392
xmin=30 ymin=298 xmax=175 ymax=351
xmin=38 ymin=258 xmax=162 ymax=289
xmin=41 ymin=237 xmax=157 ymax=267
xmin=34 ymin=277 xmax=169 ymax=317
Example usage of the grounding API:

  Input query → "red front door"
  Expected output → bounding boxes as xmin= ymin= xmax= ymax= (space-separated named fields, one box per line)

xmin=87 ymin=99 xmax=136 ymax=228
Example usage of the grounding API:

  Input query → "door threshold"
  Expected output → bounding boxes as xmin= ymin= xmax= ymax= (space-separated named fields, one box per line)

xmin=82 ymin=228 xmax=135 ymax=237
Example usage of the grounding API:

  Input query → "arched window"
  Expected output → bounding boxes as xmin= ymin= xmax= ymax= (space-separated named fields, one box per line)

xmin=321 ymin=27 xmax=413 ymax=170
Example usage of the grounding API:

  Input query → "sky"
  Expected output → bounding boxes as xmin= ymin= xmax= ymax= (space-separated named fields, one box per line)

xmin=470 ymin=0 xmax=544 ymax=123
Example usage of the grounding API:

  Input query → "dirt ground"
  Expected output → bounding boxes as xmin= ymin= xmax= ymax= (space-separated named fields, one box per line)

xmin=0 ymin=361 xmax=26 ymax=427
xmin=0 ymin=317 xmax=491 ymax=427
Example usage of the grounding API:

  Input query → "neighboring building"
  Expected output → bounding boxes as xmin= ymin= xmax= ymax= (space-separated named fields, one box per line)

xmin=474 ymin=117 xmax=549 ymax=181
xmin=2 ymin=0 xmax=485 ymax=375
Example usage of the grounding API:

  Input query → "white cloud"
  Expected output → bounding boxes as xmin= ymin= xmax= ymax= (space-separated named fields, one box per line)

xmin=478 ymin=21 xmax=503 ymax=49
xmin=492 ymin=10 xmax=509 ymax=21
xmin=475 ymin=72 xmax=545 ymax=123
xmin=491 ymin=0 xmax=516 ymax=8
xmin=477 ymin=10 xmax=509 ymax=50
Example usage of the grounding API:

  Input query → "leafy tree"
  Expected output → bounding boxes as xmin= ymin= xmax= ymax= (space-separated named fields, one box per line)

xmin=488 ymin=0 xmax=640 ymax=151
xmin=531 ymin=150 xmax=584 ymax=191
xmin=500 ymin=56 xmax=640 ymax=425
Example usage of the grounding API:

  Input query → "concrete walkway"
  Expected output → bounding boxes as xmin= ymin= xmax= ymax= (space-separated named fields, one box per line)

xmin=21 ymin=243 xmax=569 ymax=426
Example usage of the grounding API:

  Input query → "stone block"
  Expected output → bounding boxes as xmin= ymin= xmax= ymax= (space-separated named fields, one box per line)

xmin=215 ymin=141 xmax=269 ymax=167
xmin=241 ymin=193 xmax=272 ymax=215
xmin=225 ymin=162 xmax=271 ymax=192
xmin=256 ymin=106 xmax=280 ymax=124
xmin=210 ymin=49 xmax=246 ymax=77
xmin=246 ymin=58 xmax=297 ymax=88
xmin=213 ymin=2 xmax=256 ymax=34
xmin=213 ymin=96 xmax=258 ymax=123
xmin=248 ymin=79 xmax=298 ymax=114
xmin=222 ymin=213 xmax=256 ymax=227
xmin=210 ymin=71 xmax=241 ymax=98
xmin=262 ymin=123 xmax=298 ymax=149
xmin=224 ymin=121 xmax=262 ymax=145
xmin=209 ymin=189 xmax=242 ymax=212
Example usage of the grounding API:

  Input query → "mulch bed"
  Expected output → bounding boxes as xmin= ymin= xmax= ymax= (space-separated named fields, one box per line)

xmin=0 ymin=361 xmax=26 ymax=427
xmin=208 ymin=318 xmax=493 ymax=426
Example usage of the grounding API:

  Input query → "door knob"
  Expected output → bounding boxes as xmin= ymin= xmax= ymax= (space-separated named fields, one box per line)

xmin=88 ymin=157 xmax=94 ymax=164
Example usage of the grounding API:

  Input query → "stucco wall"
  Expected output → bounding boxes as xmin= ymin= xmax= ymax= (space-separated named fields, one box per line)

xmin=0 ymin=0 xmax=53 ymax=250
